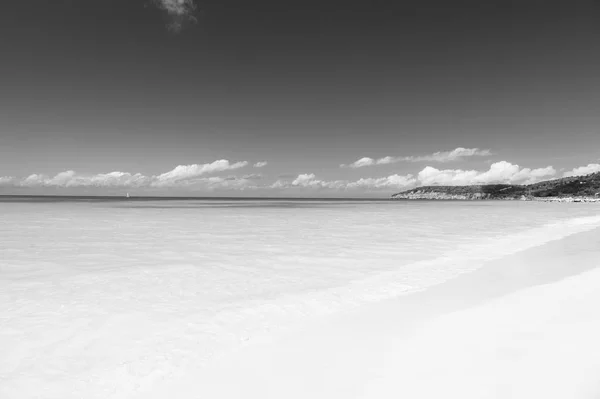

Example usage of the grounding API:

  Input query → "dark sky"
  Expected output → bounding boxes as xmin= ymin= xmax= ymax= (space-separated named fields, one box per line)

xmin=1 ymin=0 xmax=599 ymax=196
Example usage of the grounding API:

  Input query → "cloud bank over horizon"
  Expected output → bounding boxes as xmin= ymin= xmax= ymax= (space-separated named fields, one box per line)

xmin=269 ymin=173 xmax=417 ymax=192
xmin=271 ymin=162 xmax=557 ymax=193
xmin=341 ymin=147 xmax=491 ymax=168
xmin=1 ymin=158 xmax=598 ymax=195
xmin=417 ymin=161 xmax=557 ymax=186
xmin=0 ymin=160 xmax=257 ymax=191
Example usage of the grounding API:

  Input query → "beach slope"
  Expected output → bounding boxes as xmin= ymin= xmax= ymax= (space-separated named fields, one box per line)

xmin=142 ymin=227 xmax=600 ymax=399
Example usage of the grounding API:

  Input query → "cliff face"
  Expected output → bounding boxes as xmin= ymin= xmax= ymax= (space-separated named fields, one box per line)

xmin=391 ymin=172 xmax=600 ymax=200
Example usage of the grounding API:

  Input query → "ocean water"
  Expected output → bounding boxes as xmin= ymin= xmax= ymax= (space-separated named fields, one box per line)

xmin=1 ymin=198 xmax=600 ymax=397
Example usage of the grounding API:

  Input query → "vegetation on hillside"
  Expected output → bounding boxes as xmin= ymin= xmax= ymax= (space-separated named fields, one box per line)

xmin=392 ymin=172 xmax=600 ymax=199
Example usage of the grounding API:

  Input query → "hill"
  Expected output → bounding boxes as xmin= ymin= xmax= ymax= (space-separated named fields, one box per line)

xmin=391 ymin=172 xmax=600 ymax=200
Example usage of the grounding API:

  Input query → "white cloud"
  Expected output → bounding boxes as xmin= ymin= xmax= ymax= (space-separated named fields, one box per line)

xmin=269 ymin=179 xmax=290 ymax=189
xmin=7 ymin=159 xmax=250 ymax=190
xmin=89 ymin=172 xmax=150 ymax=187
xmin=3 ymin=158 xmax=570 ymax=194
xmin=508 ymin=166 xmax=556 ymax=185
xmin=271 ymin=173 xmax=416 ymax=191
xmin=253 ymin=161 xmax=268 ymax=168
xmin=374 ymin=156 xmax=396 ymax=165
xmin=406 ymin=147 xmax=492 ymax=163
xmin=290 ymin=174 xmax=347 ymax=189
xmin=17 ymin=171 xmax=150 ymax=188
xmin=20 ymin=174 xmax=49 ymax=187
xmin=563 ymin=163 xmax=600 ymax=177
xmin=0 ymin=176 xmax=16 ymax=186
xmin=292 ymin=173 xmax=316 ymax=186
xmin=346 ymin=174 xmax=417 ymax=190
xmin=47 ymin=170 xmax=76 ymax=186
xmin=155 ymin=0 xmax=195 ymax=15
xmin=153 ymin=0 xmax=197 ymax=32
xmin=152 ymin=160 xmax=248 ymax=186
xmin=270 ymin=174 xmax=344 ymax=190
xmin=341 ymin=157 xmax=375 ymax=169
xmin=343 ymin=147 xmax=491 ymax=168
xmin=417 ymin=161 xmax=556 ymax=186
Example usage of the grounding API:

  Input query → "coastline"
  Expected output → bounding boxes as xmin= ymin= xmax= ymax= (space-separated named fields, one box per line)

xmin=391 ymin=172 xmax=600 ymax=201
xmin=138 ymin=226 xmax=600 ymax=399
xmin=392 ymin=193 xmax=600 ymax=202
xmin=531 ymin=196 xmax=600 ymax=203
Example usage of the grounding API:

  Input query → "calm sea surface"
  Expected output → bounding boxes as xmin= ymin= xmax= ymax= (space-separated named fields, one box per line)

xmin=1 ymin=198 xmax=600 ymax=396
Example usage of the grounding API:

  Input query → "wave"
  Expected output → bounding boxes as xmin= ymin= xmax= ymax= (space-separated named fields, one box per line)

xmin=203 ymin=214 xmax=600 ymax=360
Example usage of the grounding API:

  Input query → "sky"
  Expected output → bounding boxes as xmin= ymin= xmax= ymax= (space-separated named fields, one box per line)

xmin=0 ymin=0 xmax=599 ymax=197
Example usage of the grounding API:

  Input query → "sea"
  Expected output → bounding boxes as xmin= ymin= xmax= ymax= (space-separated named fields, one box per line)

xmin=1 ymin=196 xmax=600 ymax=397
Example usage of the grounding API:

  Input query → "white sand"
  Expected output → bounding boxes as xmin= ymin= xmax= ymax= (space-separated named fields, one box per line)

xmin=2 ymin=203 xmax=600 ymax=399
xmin=140 ymin=227 xmax=600 ymax=399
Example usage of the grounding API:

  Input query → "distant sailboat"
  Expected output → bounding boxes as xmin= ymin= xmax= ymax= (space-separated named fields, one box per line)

xmin=126 ymin=192 xmax=130 ymax=198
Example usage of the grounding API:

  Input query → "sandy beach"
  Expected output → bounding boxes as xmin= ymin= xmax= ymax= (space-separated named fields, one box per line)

xmin=141 ymin=226 xmax=600 ymax=399
xmin=2 ymin=202 xmax=600 ymax=399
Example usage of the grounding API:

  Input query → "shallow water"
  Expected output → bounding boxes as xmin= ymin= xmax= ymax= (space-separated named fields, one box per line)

xmin=1 ymin=199 xmax=599 ymax=397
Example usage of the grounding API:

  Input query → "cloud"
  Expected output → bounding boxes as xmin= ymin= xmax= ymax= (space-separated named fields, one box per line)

xmin=509 ymin=166 xmax=557 ymax=185
xmin=345 ymin=174 xmax=417 ymax=190
xmin=271 ymin=173 xmax=416 ymax=191
xmin=152 ymin=160 xmax=248 ymax=186
xmin=17 ymin=171 xmax=150 ymax=188
xmin=270 ymin=179 xmax=290 ymax=189
xmin=417 ymin=167 xmax=479 ymax=186
xmin=343 ymin=147 xmax=491 ymax=168
xmin=3 ymin=158 xmax=577 ymax=195
xmin=291 ymin=173 xmax=315 ymax=185
xmin=253 ymin=161 xmax=268 ymax=168
xmin=19 ymin=174 xmax=49 ymax=187
xmin=291 ymin=174 xmax=347 ymax=190
xmin=0 ymin=176 xmax=17 ymax=186
xmin=341 ymin=157 xmax=376 ymax=169
xmin=563 ymin=163 xmax=600 ymax=177
xmin=270 ymin=174 xmax=346 ymax=190
xmin=86 ymin=172 xmax=149 ymax=187
xmin=153 ymin=0 xmax=198 ymax=32
xmin=406 ymin=147 xmax=492 ymax=163
xmin=374 ymin=156 xmax=396 ymax=165
xmin=417 ymin=161 xmax=556 ymax=186
xmin=5 ymin=159 xmax=251 ymax=190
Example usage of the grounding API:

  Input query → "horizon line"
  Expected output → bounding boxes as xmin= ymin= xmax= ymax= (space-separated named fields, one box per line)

xmin=0 ymin=194 xmax=391 ymax=201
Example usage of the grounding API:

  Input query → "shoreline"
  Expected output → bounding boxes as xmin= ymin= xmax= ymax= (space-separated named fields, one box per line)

xmin=392 ymin=194 xmax=600 ymax=202
xmin=391 ymin=172 xmax=600 ymax=201
xmin=531 ymin=196 xmax=600 ymax=202
xmin=139 ymin=226 xmax=600 ymax=399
